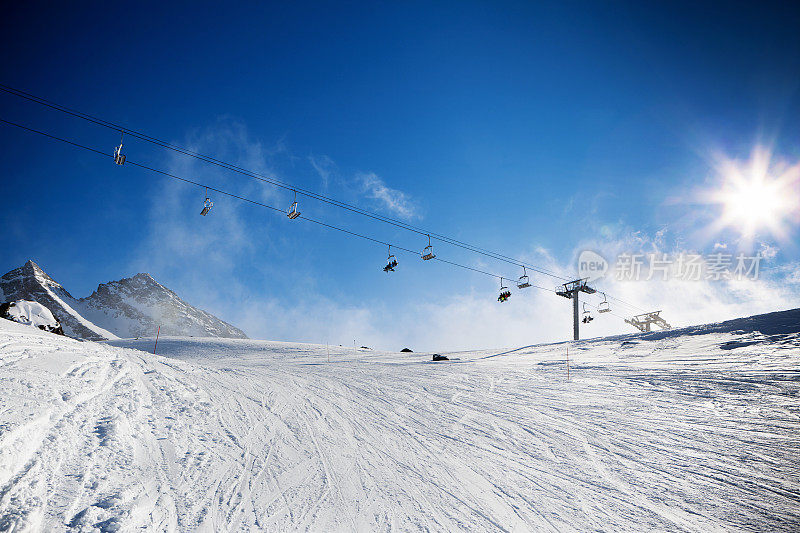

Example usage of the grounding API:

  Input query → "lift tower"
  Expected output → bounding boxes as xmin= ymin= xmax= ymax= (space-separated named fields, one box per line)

xmin=624 ymin=311 xmax=672 ymax=332
xmin=556 ymin=279 xmax=596 ymax=340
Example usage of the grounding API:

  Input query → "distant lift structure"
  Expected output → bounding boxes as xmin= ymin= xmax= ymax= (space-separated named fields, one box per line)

xmin=555 ymin=278 xmax=596 ymax=340
xmin=625 ymin=311 xmax=672 ymax=332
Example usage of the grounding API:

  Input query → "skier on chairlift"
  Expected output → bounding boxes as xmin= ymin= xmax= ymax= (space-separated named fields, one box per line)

xmin=383 ymin=246 xmax=398 ymax=272
xmin=384 ymin=257 xmax=398 ymax=272
xmin=497 ymin=279 xmax=511 ymax=302
xmin=582 ymin=303 xmax=594 ymax=323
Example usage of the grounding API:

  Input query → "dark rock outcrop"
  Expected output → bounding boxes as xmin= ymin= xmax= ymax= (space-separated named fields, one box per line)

xmin=0 ymin=260 xmax=108 ymax=340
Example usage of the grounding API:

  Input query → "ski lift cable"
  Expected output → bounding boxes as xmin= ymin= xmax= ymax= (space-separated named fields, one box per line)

xmin=0 ymin=116 xmax=639 ymax=312
xmin=0 ymin=116 xmax=644 ymax=313
xmin=0 ymin=117 xmax=407 ymax=249
xmin=604 ymin=294 xmax=648 ymax=313
xmin=578 ymin=285 xmax=646 ymax=314
xmin=586 ymin=290 xmax=648 ymax=313
xmin=0 ymin=117 xmax=550 ymax=288
xmin=0 ymin=84 xmax=562 ymax=276
xmin=0 ymin=118 xmax=644 ymax=320
xmin=579 ymin=297 xmax=638 ymax=323
xmin=0 ymin=84 xmax=568 ymax=281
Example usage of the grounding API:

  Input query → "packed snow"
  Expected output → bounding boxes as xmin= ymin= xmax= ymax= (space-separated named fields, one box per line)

xmin=1 ymin=300 xmax=58 ymax=330
xmin=1 ymin=310 xmax=799 ymax=531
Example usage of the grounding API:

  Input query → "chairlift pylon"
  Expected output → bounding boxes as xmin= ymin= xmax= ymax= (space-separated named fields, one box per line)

xmin=287 ymin=190 xmax=301 ymax=219
xmin=421 ymin=234 xmax=435 ymax=260
xmin=200 ymin=187 xmax=213 ymax=216
xmin=113 ymin=131 xmax=126 ymax=165
xmin=517 ymin=266 xmax=531 ymax=289
xmin=383 ymin=245 xmax=398 ymax=272
xmin=598 ymin=292 xmax=611 ymax=313
xmin=497 ymin=277 xmax=511 ymax=302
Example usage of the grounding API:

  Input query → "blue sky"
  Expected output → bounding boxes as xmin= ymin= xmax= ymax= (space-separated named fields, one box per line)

xmin=2 ymin=1 xmax=799 ymax=349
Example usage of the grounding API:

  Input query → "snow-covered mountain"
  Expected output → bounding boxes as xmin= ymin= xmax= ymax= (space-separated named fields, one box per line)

xmin=0 ymin=260 xmax=117 ymax=340
xmin=75 ymin=272 xmax=247 ymax=339
xmin=0 ymin=260 xmax=246 ymax=340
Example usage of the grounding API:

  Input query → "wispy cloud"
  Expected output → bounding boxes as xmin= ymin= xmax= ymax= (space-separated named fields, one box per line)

xmin=357 ymin=172 xmax=419 ymax=220
xmin=130 ymin=119 xmax=289 ymax=323
xmin=310 ymin=155 xmax=419 ymax=220
xmin=308 ymin=154 xmax=336 ymax=189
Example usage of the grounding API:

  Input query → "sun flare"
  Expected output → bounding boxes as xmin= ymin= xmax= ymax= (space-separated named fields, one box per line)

xmin=705 ymin=147 xmax=800 ymax=243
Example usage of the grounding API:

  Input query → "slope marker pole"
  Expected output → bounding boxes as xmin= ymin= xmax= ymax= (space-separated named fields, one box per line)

xmin=566 ymin=345 xmax=570 ymax=381
xmin=153 ymin=325 xmax=160 ymax=355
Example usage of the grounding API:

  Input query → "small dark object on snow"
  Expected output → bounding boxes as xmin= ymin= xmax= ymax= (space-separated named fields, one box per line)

xmin=432 ymin=353 xmax=449 ymax=361
xmin=360 ymin=346 xmax=370 ymax=350
xmin=401 ymin=348 xmax=413 ymax=353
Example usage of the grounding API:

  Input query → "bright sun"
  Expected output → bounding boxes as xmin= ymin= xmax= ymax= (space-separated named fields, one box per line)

xmin=706 ymin=147 xmax=800 ymax=243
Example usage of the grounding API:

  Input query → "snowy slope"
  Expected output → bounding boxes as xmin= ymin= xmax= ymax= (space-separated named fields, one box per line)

xmin=0 ymin=260 xmax=117 ymax=341
xmin=73 ymin=273 xmax=247 ymax=339
xmin=1 ymin=309 xmax=799 ymax=531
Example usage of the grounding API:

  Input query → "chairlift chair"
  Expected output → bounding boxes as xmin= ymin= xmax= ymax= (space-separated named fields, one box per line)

xmin=598 ymin=293 xmax=611 ymax=313
xmin=421 ymin=234 xmax=435 ymax=260
xmin=497 ymin=278 xmax=511 ymax=302
xmin=383 ymin=245 xmax=398 ymax=272
xmin=287 ymin=190 xmax=301 ymax=219
xmin=200 ymin=188 xmax=213 ymax=216
xmin=517 ymin=266 xmax=531 ymax=289
xmin=582 ymin=302 xmax=594 ymax=323
xmin=113 ymin=131 xmax=126 ymax=165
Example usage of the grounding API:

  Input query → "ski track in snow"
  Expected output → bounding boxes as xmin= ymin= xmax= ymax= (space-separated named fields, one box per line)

xmin=0 ymin=320 xmax=799 ymax=531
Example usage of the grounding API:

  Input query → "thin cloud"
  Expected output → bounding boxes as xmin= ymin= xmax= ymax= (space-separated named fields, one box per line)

xmin=130 ymin=120 xmax=286 ymax=323
xmin=357 ymin=172 xmax=419 ymax=220
xmin=309 ymin=154 xmax=336 ymax=189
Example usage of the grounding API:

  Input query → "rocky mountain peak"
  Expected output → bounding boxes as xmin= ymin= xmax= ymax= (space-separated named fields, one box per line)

xmin=1 ymin=260 xmax=247 ymax=341
xmin=0 ymin=260 xmax=111 ymax=340
xmin=19 ymin=260 xmax=62 ymax=289
xmin=88 ymin=272 xmax=172 ymax=302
